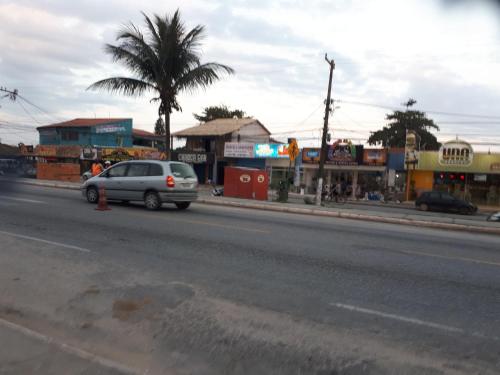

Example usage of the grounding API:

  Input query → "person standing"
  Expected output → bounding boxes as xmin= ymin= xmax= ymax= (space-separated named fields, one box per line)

xmin=91 ymin=161 xmax=104 ymax=176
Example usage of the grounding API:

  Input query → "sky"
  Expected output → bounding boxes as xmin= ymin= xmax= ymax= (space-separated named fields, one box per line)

xmin=1 ymin=0 xmax=500 ymax=151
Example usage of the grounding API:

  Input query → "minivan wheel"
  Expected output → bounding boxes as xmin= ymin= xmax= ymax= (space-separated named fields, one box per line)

xmin=175 ymin=202 xmax=191 ymax=210
xmin=144 ymin=191 xmax=161 ymax=210
xmin=86 ymin=186 xmax=99 ymax=204
xmin=420 ymin=203 xmax=429 ymax=211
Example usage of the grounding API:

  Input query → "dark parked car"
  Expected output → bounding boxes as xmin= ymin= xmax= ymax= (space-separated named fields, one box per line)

xmin=415 ymin=191 xmax=477 ymax=215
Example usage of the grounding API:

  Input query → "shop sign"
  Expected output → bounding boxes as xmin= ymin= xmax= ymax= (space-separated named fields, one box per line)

xmin=224 ymin=142 xmax=254 ymax=158
xmin=254 ymin=143 xmax=289 ymax=158
xmin=95 ymin=124 xmax=127 ymax=134
xmin=416 ymin=151 xmax=500 ymax=174
xmin=35 ymin=145 xmax=57 ymax=157
xmin=55 ymin=146 xmax=81 ymax=158
xmin=80 ymin=147 xmax=98 ymax=160
xmin=439 ymin=139 xmax=473 ymax=166
xmin=257 ymin=174 xmax=265 ymax=183
xmin=240 ymin=174 xmax=251 ymax=183
xmin=474 ymin=174 xmax=487 ymax=182
xmin=491 ymin=163 xmax=500 ymax=171
xmin=302 ymin=148 xmax=321 ymax=163
xmin=101 ymin=148 xmax=131 ymax=161
xmin=327 ymin=139 xmax=358 ymax=165
xmin=404 ymin=130 xmax=419 ymax=166
xmin=35 ymin=145 xmax=80 ymax=158
xmin=363 ymin=149 xmax=387 ymax=166
xmin=101 ymin=147 xmax=165 ymax=161
xmin=173 ymin=151 xmax=214 ymax=164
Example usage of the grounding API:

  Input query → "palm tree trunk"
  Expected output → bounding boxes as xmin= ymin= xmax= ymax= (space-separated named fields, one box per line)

xmin=164 ymin=111 xmax=171 ymax=160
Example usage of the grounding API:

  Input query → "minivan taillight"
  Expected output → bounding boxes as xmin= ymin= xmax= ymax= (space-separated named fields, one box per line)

xmin=166 ymin=175 xmax=175 ymax=187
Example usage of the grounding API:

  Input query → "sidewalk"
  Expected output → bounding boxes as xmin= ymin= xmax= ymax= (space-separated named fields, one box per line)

xmin=4 ymin=177 xmax=500 ymax=235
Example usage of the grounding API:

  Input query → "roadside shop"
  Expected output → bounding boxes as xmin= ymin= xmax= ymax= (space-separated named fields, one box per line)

xmin=410 ymin=139 xmax=500 ymax=206
xmin=300 ymin=140 xmax=386 ymax=198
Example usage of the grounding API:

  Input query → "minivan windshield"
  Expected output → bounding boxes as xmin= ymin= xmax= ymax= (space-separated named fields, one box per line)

xmin=170 ymin=163 xmax=197 ymax=179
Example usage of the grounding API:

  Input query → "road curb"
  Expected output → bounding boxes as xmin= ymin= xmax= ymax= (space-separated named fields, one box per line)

xmin=4 ymin=179 xmax=80 ymax=191
xmin=196 ymin=198 xmax=500 ymax=236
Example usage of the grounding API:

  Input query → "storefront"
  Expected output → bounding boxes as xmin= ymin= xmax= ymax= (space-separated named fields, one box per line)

xmin=410 ymin=139 xmax=500 ymax=206
xmin=224 ymin=142 xmax=291 ymax=188
xmin=300 ymin=141 xmax=387 ymax=198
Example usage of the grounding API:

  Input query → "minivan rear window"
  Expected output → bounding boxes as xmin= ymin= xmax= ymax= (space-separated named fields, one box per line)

xmin=148 ymin=164 xmax=163 ymax=176
xmin=170 ymin=163 xmax=196 ymax=179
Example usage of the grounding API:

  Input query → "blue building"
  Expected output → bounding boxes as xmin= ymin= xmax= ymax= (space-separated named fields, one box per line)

xmin=37 ymin=118 xmax=133 ymax=147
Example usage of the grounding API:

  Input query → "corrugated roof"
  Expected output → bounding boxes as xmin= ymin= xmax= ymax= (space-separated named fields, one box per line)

xmin=37 ymin=118 xmax=130 ymax=130
xmin=173 ymin=118 xmax=271 ymax=137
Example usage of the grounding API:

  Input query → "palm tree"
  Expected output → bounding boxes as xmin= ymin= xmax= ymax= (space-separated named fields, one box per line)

xmin=88 ymin=10 xmax=233 ymax=158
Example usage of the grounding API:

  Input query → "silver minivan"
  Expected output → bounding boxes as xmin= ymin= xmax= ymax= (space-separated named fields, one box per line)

xmin=81 ymin=160 xmax=198 ymax=210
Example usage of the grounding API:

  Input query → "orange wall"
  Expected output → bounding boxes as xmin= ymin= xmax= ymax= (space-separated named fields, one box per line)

xmin=37 ymin=163 xmax=81 ymax=183
xmin=411 ymin=170 xmax=434 ymax=195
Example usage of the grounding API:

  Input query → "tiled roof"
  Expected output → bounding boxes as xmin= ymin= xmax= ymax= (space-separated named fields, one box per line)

xmin=37 ymin=118 xmax=130 ymax=130
xmin=173 ymin=118 xmax=271 ymax=137
xmin=133 ymin=128 xmax=163 ymax=139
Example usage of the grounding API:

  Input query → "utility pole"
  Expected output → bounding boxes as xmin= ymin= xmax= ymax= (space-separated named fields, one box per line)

xmin=315 ymin=54 xmax=335 ymax=205
xmin=0 ymin=87 xmax=18 ymax=108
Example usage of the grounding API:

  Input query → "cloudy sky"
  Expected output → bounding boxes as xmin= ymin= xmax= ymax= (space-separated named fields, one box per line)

xmin=1 ymin=0 xmax=500 ymax=150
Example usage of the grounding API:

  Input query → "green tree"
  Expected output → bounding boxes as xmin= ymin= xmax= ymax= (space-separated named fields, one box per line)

xmin=368 ymin=99 xmax=440 ymax=150
xmin=88 ymin=10 xmax=233 ymax=158
xmin=193 ymin=105 xmax=246 ymax=122
xmin=154 ymin=117 xmax=165 ymax=136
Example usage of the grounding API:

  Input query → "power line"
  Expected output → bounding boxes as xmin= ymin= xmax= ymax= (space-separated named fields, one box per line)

xmin=16 ymin=100 xmax=44 ymax=126
xmin=17 ymin=94 xmax=63 ymax=123
xmin=337 ymin=99 xmax=500 ymax=120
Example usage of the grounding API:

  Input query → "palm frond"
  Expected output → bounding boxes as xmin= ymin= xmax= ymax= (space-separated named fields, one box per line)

xmin=87 ymin=77 xmax=154 ymax=96
xmin=175 ymin=62 xmax=234 ymax=93
xmin=142 ymin=12 xmax=161 ymax=49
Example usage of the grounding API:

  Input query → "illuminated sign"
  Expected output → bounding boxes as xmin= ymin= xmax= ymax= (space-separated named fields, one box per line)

xmin=439 ymin=139 xmax=473 ymax=166
xmin=254 ymin=144 xmax=289 ymax=158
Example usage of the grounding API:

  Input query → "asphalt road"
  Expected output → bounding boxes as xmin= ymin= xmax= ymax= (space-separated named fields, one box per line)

xmin=1 ymin=181 xmax=500 ymax=374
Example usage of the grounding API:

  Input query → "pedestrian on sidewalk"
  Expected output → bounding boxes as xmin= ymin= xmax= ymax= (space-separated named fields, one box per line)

xmin=91 ymin=161 xmax=104 ymax=176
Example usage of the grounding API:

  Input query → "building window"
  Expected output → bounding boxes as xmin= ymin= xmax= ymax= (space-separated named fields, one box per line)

xmin=61 ymin=131 xmax=79 ymax=141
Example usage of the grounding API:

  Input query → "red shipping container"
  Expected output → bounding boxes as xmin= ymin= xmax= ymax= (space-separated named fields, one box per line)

xmin=224 ymin=167 xmax=268 ymax=201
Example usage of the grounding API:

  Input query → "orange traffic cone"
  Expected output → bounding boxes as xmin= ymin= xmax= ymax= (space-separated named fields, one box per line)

xmin=95 ymin=185 xmax=111 ymax=211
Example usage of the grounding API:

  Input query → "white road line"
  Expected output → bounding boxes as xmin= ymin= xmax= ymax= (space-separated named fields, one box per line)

xmin=0 ymin=230 xmax=91 ymax=253
xmin=0 ymin=196 xmax=46 ymax=204
xmin=0 ymin=317 xmax=141 ymax=375
xmin=331 ymin=302 xmax=465 ymax=334
xmin=331 ymin=302 xmax=500 ymax=341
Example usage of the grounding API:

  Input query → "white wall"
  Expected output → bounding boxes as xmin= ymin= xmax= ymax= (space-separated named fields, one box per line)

xmin=231 ymin=122 xmax=270 ymax=143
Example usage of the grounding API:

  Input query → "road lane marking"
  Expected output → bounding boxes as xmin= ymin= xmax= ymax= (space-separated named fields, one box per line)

xmin=394 ymin=248 xmax=500 ymax=268
xmin=330 ymin=303 xmax=499 ymax=341
xmin=0 ymin=196 xmax=46 ymax=204
xmin=0 ymin=230 xmax=91 ymax=253
xmin=330 ymin=303 xmax=463 ymax=333
xmin=0 ymin=317 xmax=140 ymax=375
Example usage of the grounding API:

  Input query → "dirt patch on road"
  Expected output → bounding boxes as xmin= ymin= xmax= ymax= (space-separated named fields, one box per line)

xmin=112 ymin=298 xmax=152 ymax=321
